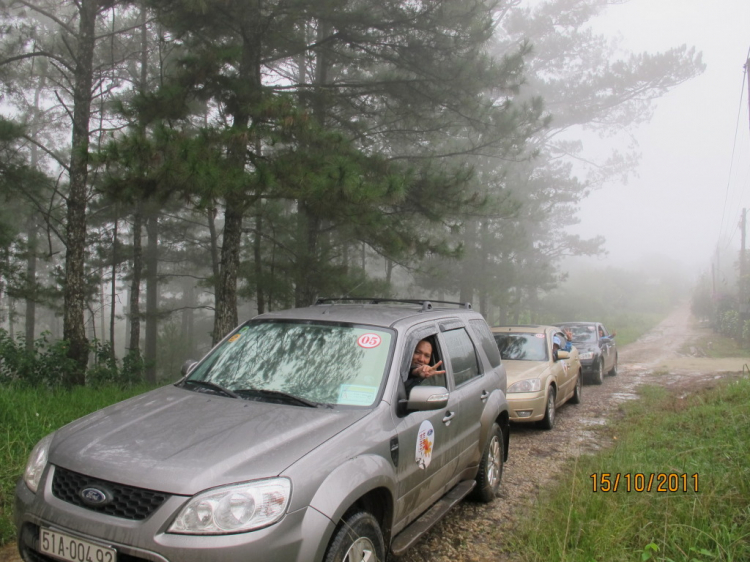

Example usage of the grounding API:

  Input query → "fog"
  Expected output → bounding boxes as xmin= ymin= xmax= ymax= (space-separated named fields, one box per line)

xmin=567 ymin=0 xmax=750 ymax=274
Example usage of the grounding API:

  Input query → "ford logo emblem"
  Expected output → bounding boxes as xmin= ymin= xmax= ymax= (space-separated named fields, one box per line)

xmin=79 ymin=487 xmax=112 ymax=506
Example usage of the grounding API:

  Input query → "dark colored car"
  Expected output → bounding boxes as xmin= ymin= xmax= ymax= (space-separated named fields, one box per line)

xmin=557 ymin=322 xmax=618 ymax=385
xmin=15 ymin=298 xmax=510 ymax=562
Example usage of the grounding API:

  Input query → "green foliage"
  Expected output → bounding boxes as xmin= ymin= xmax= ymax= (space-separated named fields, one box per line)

xmin=0 ymin=331 xmax=145 ymax=388
xmin=0 ymin=383 xmax=158 ymax=545
xmin=0 ymin=330 xmax=78 ymax=387
xmin=508 ymin=379 xmax=750 ymax=562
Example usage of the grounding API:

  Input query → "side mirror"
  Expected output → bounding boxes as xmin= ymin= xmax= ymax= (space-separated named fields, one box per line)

xmin=181 ymin=360 xmax=198 ymax=376
xmin=406 ymin=386 xmax=449 ymax=411
xmin=555 ymin=350 xmax=570 ymax=361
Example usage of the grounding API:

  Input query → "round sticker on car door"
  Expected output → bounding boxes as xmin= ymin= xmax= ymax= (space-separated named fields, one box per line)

xmin=415 ymin=420 xmax=435 ymax=470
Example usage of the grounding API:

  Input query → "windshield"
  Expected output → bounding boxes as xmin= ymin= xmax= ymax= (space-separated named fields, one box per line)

xmin=493 ymin=333 xmax=548 ymax=361
xmin=185 ymin=321 xmax=394 ymax=407
xmin=561 ymin=324 xmax=597 ymax=343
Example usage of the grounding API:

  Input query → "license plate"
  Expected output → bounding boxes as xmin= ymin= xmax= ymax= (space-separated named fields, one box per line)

xmin=40 ymin=528 xmax=116 ymax=562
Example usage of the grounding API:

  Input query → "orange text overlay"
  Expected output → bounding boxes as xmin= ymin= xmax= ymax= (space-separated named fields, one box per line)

xmin=590 ymin=473 xmax=699 ymax=493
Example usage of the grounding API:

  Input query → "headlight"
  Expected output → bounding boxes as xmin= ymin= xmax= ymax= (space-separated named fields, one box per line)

xmin=24 ymin=433 xmax=54 ymax=493
xmin=579 ymin=352 xmax=594 ymax=360
xmin=508 ymin=378 xmax=542 ymax=393
xmin=169 ymin=478 xmax=291 ymax=534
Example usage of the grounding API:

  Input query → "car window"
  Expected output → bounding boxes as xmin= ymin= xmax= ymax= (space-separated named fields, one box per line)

xmin=187 ymin=321 xmax=394 ymax=407
xmin=564 ymin=324 xmax=597 ymax=343
xmin=494 ymin=333 xmax=548 ymax=361
xmin=442 ymin=328 xmax=481 ymax=386
xmin=469 ymin=319 xmax=502 ymax=368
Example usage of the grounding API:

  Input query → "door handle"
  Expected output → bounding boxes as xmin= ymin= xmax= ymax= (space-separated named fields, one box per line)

xmin=442 ymin=411 xmax=456 ymax=425
xmin=480 ymin=390 xmax=489 ymax=402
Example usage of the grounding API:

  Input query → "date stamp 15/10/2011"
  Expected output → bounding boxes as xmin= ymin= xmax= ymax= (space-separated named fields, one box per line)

xmin=590 ymin=473 xmax=699 ymax=493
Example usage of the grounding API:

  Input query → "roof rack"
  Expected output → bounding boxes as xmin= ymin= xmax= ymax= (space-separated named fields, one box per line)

xmin=314 ymin=297 xmax=472 ymax=312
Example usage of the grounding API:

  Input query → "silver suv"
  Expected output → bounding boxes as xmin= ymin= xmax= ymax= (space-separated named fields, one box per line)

xmin=15 ymin=299 xmax=509 ymax=562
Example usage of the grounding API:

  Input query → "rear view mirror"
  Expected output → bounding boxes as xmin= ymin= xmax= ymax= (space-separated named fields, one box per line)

xmin=181 ymin=360 xmax=198 ymax=376
xmin=407 ymin=386 xmax=449 ymax=411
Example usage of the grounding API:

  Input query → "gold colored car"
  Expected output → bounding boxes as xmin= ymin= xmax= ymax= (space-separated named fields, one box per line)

xmin=491 ymin=325 xmax=582 ymax=429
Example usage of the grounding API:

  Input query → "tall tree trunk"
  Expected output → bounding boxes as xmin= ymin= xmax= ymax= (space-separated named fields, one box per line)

xmin=128 ymin=5 xmax=148 ymax=359
xmin=214 ymin=199 xmax=243 ymax=342
xmin=63 ymin=0 xmax=98 ymax=385
xmin=212 ymin=15 xmax=261 ymax=343
xmin=294 ymin=202 xmax=320 ymax=307
xmin=459 ymin=219 xmax=478 ymax=305
xmin=25 ymin=213 xmax=38 ymax=351
xmin=181 ymin=280 xmax=195 ymax=358
xmin=128 ymin=203 xmax=143 ymax=354
xmin=109 ymin=215 xmax=118 ymax=359
xmin=254 ymin=201 xmax=264 ymax=314
xmin=144 ymin=208 xmax=158 ymax=383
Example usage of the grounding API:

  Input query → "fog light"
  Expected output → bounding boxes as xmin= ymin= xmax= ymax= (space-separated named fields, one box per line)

xmin=515 ymin=410 xmax=533 ymax=418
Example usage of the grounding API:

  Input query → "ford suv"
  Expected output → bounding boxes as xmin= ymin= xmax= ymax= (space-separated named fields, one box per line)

xmin=15 ymin=298 xmax=510 ymax=562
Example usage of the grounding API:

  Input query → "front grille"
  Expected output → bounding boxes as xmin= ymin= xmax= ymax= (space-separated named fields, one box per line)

xmin=52 ymin=466 xmax=169 ymax=520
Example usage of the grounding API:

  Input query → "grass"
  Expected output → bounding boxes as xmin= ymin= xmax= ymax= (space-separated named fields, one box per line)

xmin=679 ymin=328 xmax=750 ymax=359
xmin=0 ymin=384 xmax=158 ymax=545
xmin=506 ymin=378 xmax=750 ymax=562
xmin=602 ymin=312 xmax=666 ymax=347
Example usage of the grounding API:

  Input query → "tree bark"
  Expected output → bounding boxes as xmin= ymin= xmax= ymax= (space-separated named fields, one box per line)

xmin=144 ymin=207 xmax=158 ymax=383
xmin=211 ymin=12 xmax=262 ymax=343
xmin=24 ymin=212 xmax=38 ymax=351
xmin=63 ymin=0 xmax=99 ymax=385
xmin=128 ymin=202 xmax=143 ymax=354
xmin=213 ymin=198 xmax=243 ymax=343
xmin=109 ymin=215 xmax=118 ymax=359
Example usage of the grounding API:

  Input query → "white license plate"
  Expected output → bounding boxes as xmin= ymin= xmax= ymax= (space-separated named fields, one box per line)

xmin=40 ymin=528 xmax=116 ymax=562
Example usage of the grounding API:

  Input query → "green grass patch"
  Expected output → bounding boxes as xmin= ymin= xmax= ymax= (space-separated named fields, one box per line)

xmin=680 ymin=327 xmax=750 ymax=359
xmin=601 ymin=312 xmax=666 ymax=347
xmin=507 ymin=379 xmax=750 ymax=562
xmin=0 ymin=384 xmax=158 ymax=545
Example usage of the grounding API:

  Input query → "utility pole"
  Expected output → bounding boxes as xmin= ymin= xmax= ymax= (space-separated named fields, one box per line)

xmin=740 ymin=208 xmax=747 ymax=315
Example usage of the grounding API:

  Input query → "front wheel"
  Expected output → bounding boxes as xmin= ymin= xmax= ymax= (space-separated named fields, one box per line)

xmin=470 ymin=422 xmax=504 ymax=503
xmin=324 ymin=511 xmax=385 ymax=562
xmin=570 ymin=371 xmax=582 ymax=404
xmin=609 ymin=356 xmax=618 ymax=376
xmin=592 ymin=360 xmax=604 ymax=385
xmin=539 ymin=387 xmax=556 ymax=430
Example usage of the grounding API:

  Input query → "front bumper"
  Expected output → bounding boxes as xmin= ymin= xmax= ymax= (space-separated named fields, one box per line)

xmin=507 ymin=392 xmax=546 ymax=423
xmin=15 ymin=466 xmax=335 ymax=562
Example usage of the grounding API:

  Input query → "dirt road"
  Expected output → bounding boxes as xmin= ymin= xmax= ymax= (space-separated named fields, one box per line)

xmin=398 ymin=304 xmax=747 ymax=562
xmin=1 ymin=304 xmax=744 ymax=562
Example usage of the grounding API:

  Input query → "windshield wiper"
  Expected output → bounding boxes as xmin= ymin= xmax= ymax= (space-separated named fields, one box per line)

xmin=234 ymin=388 xmax=319 ymax=408
xmin=180 ymin=379 xmax=240 ymax=399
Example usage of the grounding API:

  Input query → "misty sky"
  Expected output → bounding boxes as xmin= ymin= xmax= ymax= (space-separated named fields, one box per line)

xmin=568 ymin=0 xmax=750 ymax=274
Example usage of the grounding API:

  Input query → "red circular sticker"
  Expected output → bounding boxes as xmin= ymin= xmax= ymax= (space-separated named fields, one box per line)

xmin=357 ymin=333 xmax=382 ymax=348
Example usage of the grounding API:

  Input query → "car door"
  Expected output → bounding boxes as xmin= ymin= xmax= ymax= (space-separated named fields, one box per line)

xmin=392 ymin=324 xmax=461 ymax=527
xmin=553 ymin=330 xmax=575 ymax=401
xmin=437 ymin=323 xmax=486 ymax=478
xmin=598 ymin=323 xmax=613 ymax=371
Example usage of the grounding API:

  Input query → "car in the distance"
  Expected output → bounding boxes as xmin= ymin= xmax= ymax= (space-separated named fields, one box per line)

xmin=557 ymin=321 xmax=618 ymax=385
xmin=15 ymin=298 xmax=510 ymax=562
xmin=490 ymin=325 xmax=581 ymax=429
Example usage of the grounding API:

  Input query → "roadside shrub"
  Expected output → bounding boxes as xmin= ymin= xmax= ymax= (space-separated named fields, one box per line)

xmin=0 ymin=330 xmax=144 ymax=388
xmin=0 ymin=329 xmax=78 ymax=386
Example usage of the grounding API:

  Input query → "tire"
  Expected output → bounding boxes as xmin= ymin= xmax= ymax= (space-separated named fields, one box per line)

xmin=609 ymin=355 xmax=618 ymax=376
xmin=539 ymin=386 xmax=556 ymax=430
xmin=470 ymin=422 xmax=504 ymax=503
xmin=570 ymin=371 xmax=582 ymax=404
xmin=592 ymin=360 xmax=604 ymax=385
xmin=324 ymin=511 xmax=385 ymax=562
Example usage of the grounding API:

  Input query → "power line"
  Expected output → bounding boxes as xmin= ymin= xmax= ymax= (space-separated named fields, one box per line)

xmin=718 ymin=47 xmax=750 ymax=245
